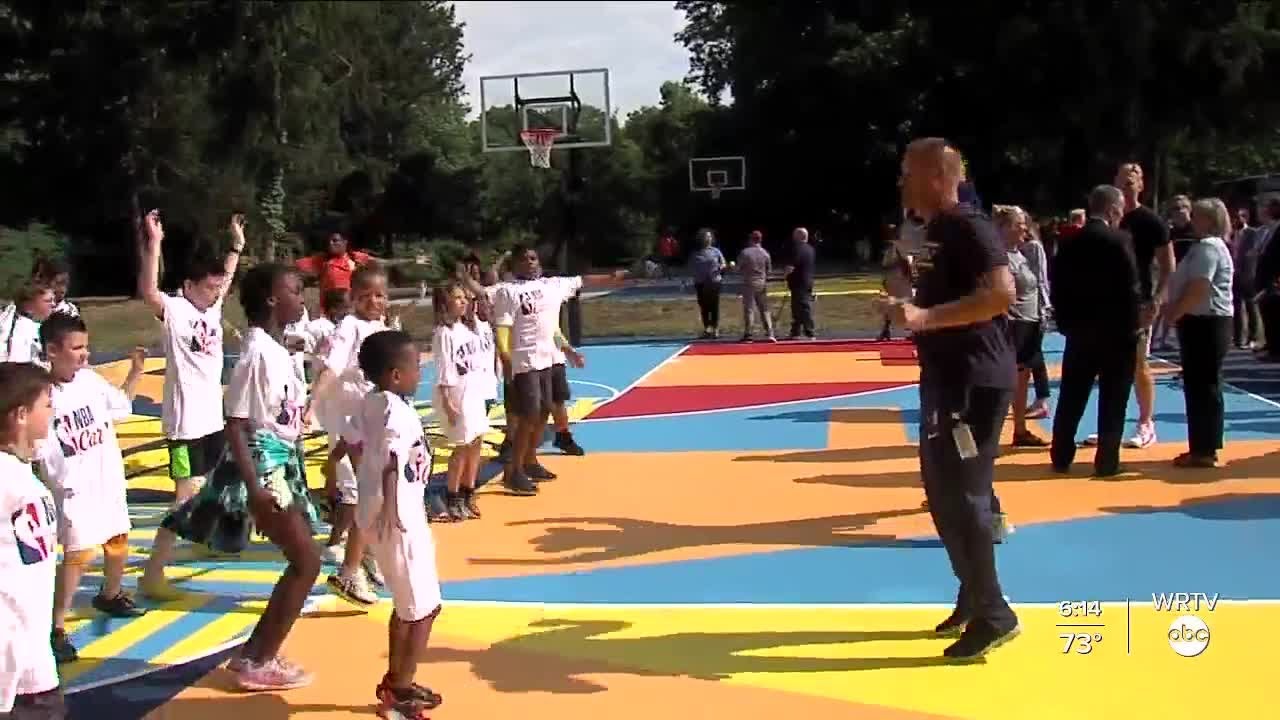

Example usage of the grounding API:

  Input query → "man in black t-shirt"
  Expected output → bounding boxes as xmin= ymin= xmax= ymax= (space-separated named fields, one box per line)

xmin=1113 ymin=163 xmax=1171 ymax=450
xmin=784 ymin=227 xmax=817 ymax=339
xmin=879 ymin=138 xmax=1019 ymax=660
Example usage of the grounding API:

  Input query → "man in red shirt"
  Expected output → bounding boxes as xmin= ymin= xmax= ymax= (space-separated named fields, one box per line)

xmin=657 ymin=230 xmax=680 ymax=278
xmin=295 ymin=231 xmax=377 ymax=294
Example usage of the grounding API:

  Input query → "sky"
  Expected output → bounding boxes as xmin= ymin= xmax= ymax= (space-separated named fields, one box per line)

xmin=452 ymin=1 xmax=690 ymax=121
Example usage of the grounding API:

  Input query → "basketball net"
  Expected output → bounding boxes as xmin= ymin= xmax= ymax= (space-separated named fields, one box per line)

xmin=710 ymin=181 xmax=725 ymax=200
xmin=520 ymin=129 xmax=558 ymax=169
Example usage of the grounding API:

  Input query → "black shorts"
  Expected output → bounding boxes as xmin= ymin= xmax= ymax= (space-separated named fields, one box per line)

xmin=505 ymin=368 xmax=553 ymax=419
xmin=167 ymin=430 xmax=226 ymax=480
xmin=6 ymin=687 xmax=66 ymax=720
xmin=1008 ymin=319 xmax=1044 ymax=369
xmin=551 ymin=363 xmax=571 ymax=404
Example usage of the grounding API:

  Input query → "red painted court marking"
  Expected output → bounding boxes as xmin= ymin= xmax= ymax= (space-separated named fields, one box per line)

xmin=681 ymin=339 xmax=916 ymax=357
xmin=587 ymin=381 xmax=911 ymax=419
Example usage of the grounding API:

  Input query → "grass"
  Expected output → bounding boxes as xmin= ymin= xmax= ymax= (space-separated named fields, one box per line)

xmin=75 ymin=274 xmax=889 ymax=355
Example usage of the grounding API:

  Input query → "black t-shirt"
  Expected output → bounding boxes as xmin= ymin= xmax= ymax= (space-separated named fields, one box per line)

xmin=788 ymin=242 xmax=815 ymax=289
xmin=1170 ymin=223 xmax=1196 ymax=264
xmin=912 ymin=206 xmax=1015 ymax=390
xmin=1118 ymin=206 xmax=1170 ymax=300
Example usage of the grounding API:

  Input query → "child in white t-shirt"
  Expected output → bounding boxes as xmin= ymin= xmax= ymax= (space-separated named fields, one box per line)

xmin=0 ymin=362 xmax=61 ymax=717
xmin=33 ymin=257 xmax=78 ymax=318
xmin=36 ymin=314 xmax=148 ymax=666
xmin=136 ymin=210 xmax=243 ymax=601
xmin=0 ymin=284 xmax=55 ymax=364
xmin=353 ymin=329 xmax=443 ymax=719
xmin=306 ymin=289 xmax=350 ymax=373
xmin=430 ymin=283 xmax=490 ymax=522
xmin=310 ymin=265 xmax=389 ymax=606
xmin=161 ymin=263 xmax=321 ymax=692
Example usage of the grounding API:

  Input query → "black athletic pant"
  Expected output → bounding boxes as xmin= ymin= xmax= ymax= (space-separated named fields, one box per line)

xmin=1050 ymin=333 xmax=1136 ymax=474
xmin=1260 ymin=293 xmax=1280 ymax=357
xmin=918 ymin=383 xmax=1016 ymax=629
xmin=1233 ymin=287 xmax=1260 ymax=346
xmin=1030 ymin=355 xmax=1051 ymax=401
xmin=694 ymin=281 xmax=721 ymax=330
xmin=789 ymin=285 xmax=814 ymax=337
xmin=1177 ymin=315 xmax=1231 ymax=456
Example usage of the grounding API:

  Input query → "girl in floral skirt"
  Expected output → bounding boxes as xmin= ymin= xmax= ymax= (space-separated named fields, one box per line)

xmin=160 ymin=262 xmax=321 ymax=692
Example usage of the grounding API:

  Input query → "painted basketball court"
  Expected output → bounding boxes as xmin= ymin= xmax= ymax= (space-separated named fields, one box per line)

xmin=52 ymin=334 xmax=1277 ymax=719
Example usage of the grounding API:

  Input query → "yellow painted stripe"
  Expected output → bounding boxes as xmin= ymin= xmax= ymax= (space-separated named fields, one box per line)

xmin=150 ymin=604 xmax=260 ymax=665
xmin=60 ymin=595 xmax=208 ymax=683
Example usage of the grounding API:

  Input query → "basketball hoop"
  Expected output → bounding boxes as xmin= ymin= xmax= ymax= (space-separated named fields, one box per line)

xmin=520 ymin=129 xmax=558 ymax=168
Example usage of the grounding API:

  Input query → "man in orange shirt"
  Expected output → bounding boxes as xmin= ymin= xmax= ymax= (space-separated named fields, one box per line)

xmin=295 ymin=230 xmax=378 ymax=294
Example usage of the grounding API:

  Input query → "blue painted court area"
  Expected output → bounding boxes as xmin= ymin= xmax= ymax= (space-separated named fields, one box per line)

xmin=440 ymin=494 xmax=1280 ymax=605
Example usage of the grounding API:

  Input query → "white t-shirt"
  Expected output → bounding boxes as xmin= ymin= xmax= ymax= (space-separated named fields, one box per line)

xmin=355 ymin=391 xmax=433 ymax=535
xmin=318 ymin=315 xmax=386 ymax=442
xmin=225 ymin=328 xmax=307 ymax=443
xmin=0 ymin=313 xmax=41 ymax=364
xmin=159 ymin=293 xmax=225 ymax=440
xmin=306 ymin=316 xmax=338 ymax=360
xmin=36 ymin=369 xmax=132 ymax=551
xmin=0 ymin=452 xmax=59 ymax=709
xmin=432 ymin=321 xmax=491 ymax=435
xmin=472 ymin=319 xmax=498 ymax=401
xmin=492 ymin=276 xmax=583 ymax=374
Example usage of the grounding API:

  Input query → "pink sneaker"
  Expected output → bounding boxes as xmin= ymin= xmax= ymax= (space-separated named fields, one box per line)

xmin=237 ymin=658 xmax=314 ymax=692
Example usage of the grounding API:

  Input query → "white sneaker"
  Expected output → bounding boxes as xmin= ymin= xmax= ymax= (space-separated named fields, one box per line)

xmin=321 ymin=544 xmax=345 ymax=566
xmin=327 ymin=571 xmax=377 ymax=607
xmin=1124 ymin=423 xmax=1157 ymax=449
xmin=1080 ymin=434 xmax=1099 ymax=447
xmin=362 ymin=552 xmax=385 ymax=587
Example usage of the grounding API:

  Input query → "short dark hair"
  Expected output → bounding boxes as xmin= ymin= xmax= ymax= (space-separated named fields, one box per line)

xmin=182 ymin=248 xmax=227 ymax=284
xmin=351 ymin=262 xmax=386 ymax=292
xmin=32 ymin=256 xmax=70 ymax=282
xmin=357 ymin=330 xmax=414 ymax=385
xmin=39 ymin=312 xmax=87 ymax=349
xmin=238 ymin=263 xmax=294 ymax=327
xmin=320 ymin=288 xmax=349 ymax=313
xmin=0 ymin=362 xmax=52 ymax=433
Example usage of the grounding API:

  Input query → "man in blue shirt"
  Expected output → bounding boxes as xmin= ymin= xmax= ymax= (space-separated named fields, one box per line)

xmin=879 ymin=138 xmax=1020 ymax=659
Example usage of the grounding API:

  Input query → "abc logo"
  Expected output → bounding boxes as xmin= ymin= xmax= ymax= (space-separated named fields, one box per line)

xmin=1167 ymin=615 xmax=1210 ymax=657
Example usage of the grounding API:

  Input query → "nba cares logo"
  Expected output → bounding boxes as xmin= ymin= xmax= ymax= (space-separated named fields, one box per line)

xmin=11 ymin=496 xmax=56 ymax=565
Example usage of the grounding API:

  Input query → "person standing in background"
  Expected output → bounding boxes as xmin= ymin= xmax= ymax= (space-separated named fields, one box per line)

xmin=1231 ymin=206 xmax=1262 ymax=349
xmin=689 ymin=228 xmax=726 ymax=339
xmin=784 ymin=227 xmax=816 ymax=340
xmin=1019 ymin=214 xmax=1053 ymax=420
xmin=737 ymin=230 xmax=776 ymax=342
xmin=1251 ymin=198 xmax=1280 ymax=360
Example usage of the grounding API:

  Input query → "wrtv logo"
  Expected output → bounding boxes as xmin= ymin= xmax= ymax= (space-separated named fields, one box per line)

xmin=1152 ymin=593 xmax=1217 ymax=658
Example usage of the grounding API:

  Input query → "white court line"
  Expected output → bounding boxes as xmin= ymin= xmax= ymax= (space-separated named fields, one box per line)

xmin=1149 ymin=353 xmax=1280 ymax=411
xmin=575 ymin=382 xmax=916 ymax=423
xmin=568 ymin=379 xmax=620 ymax=399
xmin=583 ymin=343 xmax=690 ymax=414
xmin=440 ymin=599 xmax=1280 ymax=610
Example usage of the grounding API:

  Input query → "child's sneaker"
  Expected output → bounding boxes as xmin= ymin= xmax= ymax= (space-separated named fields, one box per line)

xmin=362 ymin=550 xmax=386 ymax=587
xmin=92 ymin=591 xmax=148 ymax=618
xmin=51 ymin=628 xmax=78 ymax=664
xmin=237 ymin=657 xmax=313 ymax=692
xmin=375 ymin=675 xmax=443 ymax=709
xmin=462 ymin=488 xmax=482 ymax=519
xmin=327 ymin=572 xmax=377 ymax=607
xmin=553 ymin=430 xmax=585 ymax=456
xmin=1124 ymin=422 xmax=1157 ymax=449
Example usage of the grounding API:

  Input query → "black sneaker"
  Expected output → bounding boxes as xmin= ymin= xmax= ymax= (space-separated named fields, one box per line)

xmin=51 ymin=628 xmax=78 ymax=664
xmin=934 ymin=609 xmax=968 ymax=637
xmin=92 ymin=591 xmax=148 ymax=619
xmin=495 ymin=438 xmax=512 ymax=464
xmin=502 ymin=471 xmax=538 ymax=496
xmin=554 ymin=431 xmax=585 ymax=456
xmin=943 ymin=619 xmax=1020 ymax=660
xmin=462 ymin=488 xmax=482 ymax=519
xmin=446 ymin=492 xmax=467 ymax=521
xmin=525 ymin=463 xmax=557 ymax=481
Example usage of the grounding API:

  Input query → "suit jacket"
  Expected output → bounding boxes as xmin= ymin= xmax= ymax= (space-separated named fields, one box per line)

xmin=1252 ymin=222 xmax=1280 ymax=292
xmin=1233 ymin=226 xmax=1261 ymax=294
xmin=1049 ymin=218 xmax=1141 ymax=341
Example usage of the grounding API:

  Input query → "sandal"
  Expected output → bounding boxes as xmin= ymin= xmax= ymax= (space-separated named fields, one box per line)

xmin=1173 ymin=452 xmax=1217 ymax=468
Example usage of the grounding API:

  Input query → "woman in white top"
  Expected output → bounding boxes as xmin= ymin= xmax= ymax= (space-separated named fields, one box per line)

xmin=1162 ymin=198 xmax=1236 ymax=468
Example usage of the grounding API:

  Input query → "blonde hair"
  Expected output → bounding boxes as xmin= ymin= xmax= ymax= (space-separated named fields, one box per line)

xmin=992 ymin=205 xmax=1025 ymax=227
xmin=906 ymin=137 xmax=966 ymax=182
xmin=1192 ymin=198 xmax=1231 ymax=238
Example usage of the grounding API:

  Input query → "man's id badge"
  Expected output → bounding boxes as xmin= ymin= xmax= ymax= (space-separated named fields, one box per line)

xmin=952 ymin=421 xmax=978 ymax=460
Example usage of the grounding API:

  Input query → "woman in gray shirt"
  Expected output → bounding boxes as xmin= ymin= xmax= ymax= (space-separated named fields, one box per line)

xmin=1164 ymin=198 xmax=1235 ymax=467
xmin=996 ymin=206 xmax=1048 ymax=448
xmin=688 ymin=228 xmax=727 ymax=338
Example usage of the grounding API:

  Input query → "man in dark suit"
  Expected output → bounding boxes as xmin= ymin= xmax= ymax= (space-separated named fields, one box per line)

xmin=1251 ymin=198 xmax=1280 ymax=359
xmin=1049 ymin=185 xmax=1144 ymax=476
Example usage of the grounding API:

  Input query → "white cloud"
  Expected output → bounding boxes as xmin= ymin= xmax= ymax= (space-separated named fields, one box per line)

xmin=452 ymin=1 xmax=690 ymax=120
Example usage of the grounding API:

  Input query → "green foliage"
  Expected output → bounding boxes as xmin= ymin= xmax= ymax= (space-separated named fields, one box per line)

xmin=0 ymin=223 xmax=68 ymax=298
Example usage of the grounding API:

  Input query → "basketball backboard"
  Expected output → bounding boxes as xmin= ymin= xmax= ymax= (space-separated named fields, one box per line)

xmin=480 ymin=68 xmax=612 ymax=153
xmin=689 ymin=156 xmax=746 ymax=197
